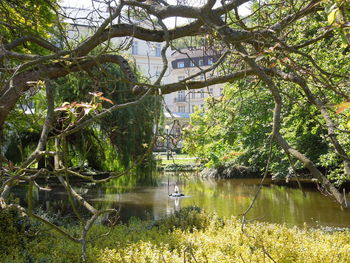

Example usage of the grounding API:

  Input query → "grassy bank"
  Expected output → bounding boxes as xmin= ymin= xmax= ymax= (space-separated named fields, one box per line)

xmin=155 ymin=154 xmax=197 ymax=166
xmin=3 ymin=208 xmax=350 ymax=262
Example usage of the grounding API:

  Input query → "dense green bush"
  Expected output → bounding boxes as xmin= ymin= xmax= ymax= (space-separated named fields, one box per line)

xmin=3 ymin=208 xmax=350 ymax=262
xmin=0 ymin=207 xmax=40 ymax=262
xmin=152 ymin=206 xmax=211 ymax=231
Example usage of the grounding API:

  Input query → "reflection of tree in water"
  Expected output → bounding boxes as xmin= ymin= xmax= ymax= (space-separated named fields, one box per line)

xmin=12 ymin=176 xmax=350 ymax=227
xmin=13 ymin=172 xmax=161 ymax=223
xmin=180 ymin=179 xmax=350 ymax=227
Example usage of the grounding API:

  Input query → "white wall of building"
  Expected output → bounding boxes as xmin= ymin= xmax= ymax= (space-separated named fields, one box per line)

xmin=164 ymin=49 xmax=224 ymax=114
xmin=66 ymin=20 xmax=171 ymax=84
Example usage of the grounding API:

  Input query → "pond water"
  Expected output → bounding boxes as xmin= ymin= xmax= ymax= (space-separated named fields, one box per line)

xmin=14 ymin=173 xmax=350 ymax=227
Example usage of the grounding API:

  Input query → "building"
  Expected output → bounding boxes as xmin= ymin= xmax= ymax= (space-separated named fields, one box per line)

xmin=156 ymin=48 xmax=225 ymax=151
xmin=164 ymin=48 xmax=224 ymax=114
xmin=63 ymin=6 xmax=171 ymax=84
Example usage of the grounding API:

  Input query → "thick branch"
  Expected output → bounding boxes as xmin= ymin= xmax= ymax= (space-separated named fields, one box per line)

xmin=273 ymin=68 xmax=350 ymax=176
xmin=20 ymin=83 xmax=54 ymax=168
xmin=235 ymin=42 xmax=348 ymax=208
xmin=0 ymin=54 xmax=137 ymax=128
xmin=74 ymin=21 xmax=204 ymax=56
xmin=57 ymin=175 xmax=97 ymax=214
xmin=160 ymin=69 xmax=254 ymax=94
xmin=4 ymin=35 xmax=61 ymax=53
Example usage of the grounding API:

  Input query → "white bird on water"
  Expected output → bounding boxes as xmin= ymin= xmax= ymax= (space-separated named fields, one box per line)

xmin=169 ymin=185 xmax=184 ymax=197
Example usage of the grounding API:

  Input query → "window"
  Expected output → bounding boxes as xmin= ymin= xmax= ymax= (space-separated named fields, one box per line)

xmin=200 ymin=88 xmax=205 ymax=98
xmin=199 ymin=59 xmax=204 ymax=66
xmin=177 ymin=61 xmax=185 ymax=68
xmin=178 ymin=105 xmax=186 ymax=112
xmin=22 ymin=101 xmax=35 ymax=114
xmin=132 ymin=41 xmax=138 ymax=55
xmin=155 ymin=44 xmax=161 ymax=57
xmin=192 ymin=92 xmax=196 ymax=99
xmin=176 ymin=90 xmax=186 ymax=102
xmin=178 ymin=90 xmax=185 ymax=99
xmin=208 ymin=57 xmax=213 ymax=65
xmin=209 ymin=88 xmax=213 ymax=96
xmin=189 ymin=60 xmax=195 ymax=67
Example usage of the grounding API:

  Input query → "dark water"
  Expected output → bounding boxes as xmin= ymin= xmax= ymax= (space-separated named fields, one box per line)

xmin=14 ymin=173 xmax=350 ymax=227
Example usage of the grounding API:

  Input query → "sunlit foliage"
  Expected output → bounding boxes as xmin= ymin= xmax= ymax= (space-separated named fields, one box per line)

xmin=5 ymin=210 xmax=350 ymax=262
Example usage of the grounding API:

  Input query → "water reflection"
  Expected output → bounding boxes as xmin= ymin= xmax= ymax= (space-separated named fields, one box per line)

xmin=12 ymin=174 xmax=350 ymax=227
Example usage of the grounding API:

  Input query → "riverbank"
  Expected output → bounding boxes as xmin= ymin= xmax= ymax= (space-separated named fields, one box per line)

xmin=156 ymin=153 xmax=202 ymax=172
xmin=200 ymin=165 xmax=260 ymax=179
xmin=4 ymin=208 xmax=350 ymax=262
xmin=165 ymin=162 xmax=350 ymax=191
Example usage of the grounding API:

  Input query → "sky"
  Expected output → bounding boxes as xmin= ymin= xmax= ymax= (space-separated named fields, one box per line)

xmin=60 ymin=0 xmax=251 ymax=27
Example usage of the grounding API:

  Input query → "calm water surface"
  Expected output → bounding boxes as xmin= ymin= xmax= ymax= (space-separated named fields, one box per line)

xmin=17 ymin=173 xmax=350 ymax=227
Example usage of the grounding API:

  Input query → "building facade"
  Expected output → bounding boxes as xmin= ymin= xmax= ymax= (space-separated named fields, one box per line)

xmin=160 ymin=48 xmax=225 ymax=150
xmin=164 ymin=48 xmax=224 ymax=115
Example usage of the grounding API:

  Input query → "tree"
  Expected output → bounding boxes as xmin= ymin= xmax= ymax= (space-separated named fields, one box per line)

xmin=2 ymin=0 xmax=350 ymax=260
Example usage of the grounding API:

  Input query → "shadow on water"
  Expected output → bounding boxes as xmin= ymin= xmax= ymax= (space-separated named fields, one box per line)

xmin=11 ymin=172 xmax=350 ymax=227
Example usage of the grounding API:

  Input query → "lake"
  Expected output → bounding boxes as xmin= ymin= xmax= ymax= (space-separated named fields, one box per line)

xmin=14 ymin=172 xmax=350 ymax=227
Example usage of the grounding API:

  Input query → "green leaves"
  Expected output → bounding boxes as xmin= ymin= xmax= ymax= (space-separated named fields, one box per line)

xmin=0 ymin=0 xmax=59 ymax=54
xmin=327 ymin=6 xmax=339 ymax=25
xmin=324 ymin=1 xmax=350 ymax=48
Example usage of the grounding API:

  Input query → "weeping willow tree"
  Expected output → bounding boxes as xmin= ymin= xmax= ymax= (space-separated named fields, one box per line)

xmin=54 ymin=64 xmax=161 ymax=175
xmin=4 ymin=63 xmax=161 ymax=182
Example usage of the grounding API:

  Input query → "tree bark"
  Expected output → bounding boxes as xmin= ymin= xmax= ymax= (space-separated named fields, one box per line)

xmin=274 ymin=69 xmax=350 ymax=177
xmin=234 ymin=43 xmax=348 ymax=208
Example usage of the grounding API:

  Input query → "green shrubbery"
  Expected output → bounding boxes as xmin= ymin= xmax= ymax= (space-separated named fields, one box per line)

xmin=2 ymin=208 xmax=350 ymax=262
xmin=0 ymin=207 xmax=41 ymax=262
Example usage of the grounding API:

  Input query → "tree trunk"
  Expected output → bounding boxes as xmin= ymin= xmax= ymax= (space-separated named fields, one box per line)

xmin=234 ymin=43 xmax=349 ymax=208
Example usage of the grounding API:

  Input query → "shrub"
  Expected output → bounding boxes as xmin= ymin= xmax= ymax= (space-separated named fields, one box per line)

xmin=3 ymin=208 xmax=350 ymax=263
xmin=0 ymin=207 xmax=40 ymax=262
xmin=152 ymin=206 xmax=211 ymax=231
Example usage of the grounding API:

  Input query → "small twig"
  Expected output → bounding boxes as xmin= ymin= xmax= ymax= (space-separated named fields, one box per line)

xmin=189 ymin=249 xmax=199 ymax=263
xmin=241 ymin=137 xmax=274 ymax=231
xmin=33 ymin=180 xmax=51 ymax=192
xmin=81 ymin=208 xmax=117 ymax=262
xmin=239 ymin=254 xmax=246 ymax=263
xmin=161 ymin=253 xmax=168 ymax=263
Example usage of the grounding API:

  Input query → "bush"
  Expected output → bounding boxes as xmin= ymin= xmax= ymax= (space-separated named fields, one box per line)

xmin=0 ymin=207 xmax=40 ymax=262
xmin=3 ymin=208 xmax=350 ymax=263
xmin=152 ymin=206 xmax=211 ymax=231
